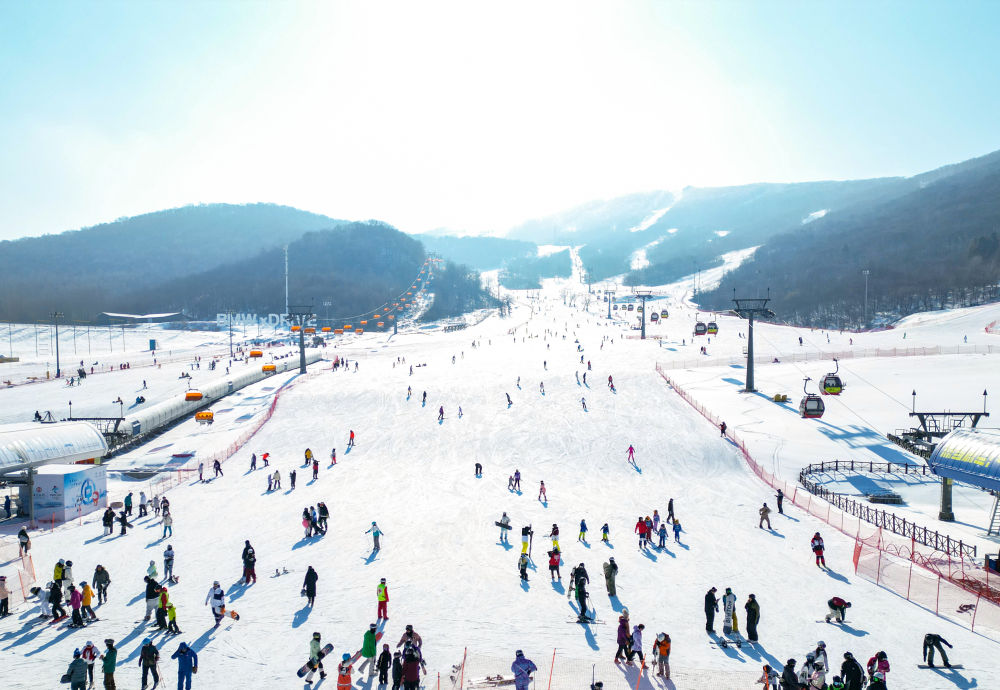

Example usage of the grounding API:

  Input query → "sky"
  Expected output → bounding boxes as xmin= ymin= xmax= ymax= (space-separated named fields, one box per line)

xmin=1 ymin=0 xmax=999 ymax=240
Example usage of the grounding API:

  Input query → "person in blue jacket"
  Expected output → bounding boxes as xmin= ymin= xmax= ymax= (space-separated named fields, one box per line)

xmin=511 ymin=650 xmax=537 ymax=690
xmin=578 ymin=519 xmax=588 ymax=542
xmin=171 ymin=641 xmax=198 ymax=689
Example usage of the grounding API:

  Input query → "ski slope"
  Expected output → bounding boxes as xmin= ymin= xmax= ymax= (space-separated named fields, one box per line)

xmin=2 ymin=272 xmax=999 ymax=690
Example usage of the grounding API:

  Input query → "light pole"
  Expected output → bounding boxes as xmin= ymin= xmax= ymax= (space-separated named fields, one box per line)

xmin=50 ymin=311 xmax=64 ymax=378
xmin=862 ymin=269 xmax=870 ymax=325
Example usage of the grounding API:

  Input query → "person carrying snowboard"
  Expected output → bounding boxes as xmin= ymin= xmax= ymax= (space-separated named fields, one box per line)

xmin=653 ymin=633 xmax=671 ymax=679
xmin=377 ymin=578 xmax=389 ymax=620
xmin=603 ymin=558 xmax=618 ymax=596
xmin=759 ymin=503 xmax=772 ymax=530
xmin=171 ymin=641 xmax=198 ymax=690
xmin=825 ymin=596 xmax=851 ymax=623
xmin=498 ymin=512 xmax=511 ymax=543
xmin=204 ymin=581 xmax=226 ymax=628
xmin=923 ymin=633 xmax=953 ymax=668
xmin=359 ymin=623 xmax=379 ymax=677
xmin=811 ymin=532 xmax=826 ymax=567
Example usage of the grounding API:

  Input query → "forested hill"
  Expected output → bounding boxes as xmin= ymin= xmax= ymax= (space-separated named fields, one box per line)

xmin=0 ymin=204 xmax=346 ymax=321
xmin=698 ymin=149 xmax=1000 ymax=327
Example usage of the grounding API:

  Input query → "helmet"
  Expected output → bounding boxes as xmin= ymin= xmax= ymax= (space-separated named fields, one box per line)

xmin=143 ymin=638 xmax=152 ymax=645
xmin=80 ymin=581 xmax=87 ymax=587
xmin=609 ymin=557 xmax=615 ymax=562
xmin=66 ymin=560 xmax=72 ymax=566
xmin=213 ymin=581 xmax=220 ymax=586
xmin=515 ymin=650 xmax=524 ymax=657
xmin=343 ymin=653 xmax=351 ymax=661
xmin=817 ymin=641 xmax=826 ymax=648
xmin=579 ymin=562 xmax=585 ymax=567
xmin=380 ymin=578 xmax=386 ymax=583
xmin=59 ymin=559 xmax=65 ymax=565
xmin=877 ymin=651 xmax=887 ymax=660
xmin=104 ymin=639 xmax=114 ymax=646
xmin=806 ymin=652 xmax=816 ymax=660
xmin=372 ymin=521 xmax=376 ymax=526
xmin=313 ymin=632 xmax=321 ymax=639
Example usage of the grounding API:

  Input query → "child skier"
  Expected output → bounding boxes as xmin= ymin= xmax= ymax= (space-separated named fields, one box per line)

xmin=811 ymin=533 xmax=826 ymax=567
xmin=578 ymin=519 xmax=588 ymax=542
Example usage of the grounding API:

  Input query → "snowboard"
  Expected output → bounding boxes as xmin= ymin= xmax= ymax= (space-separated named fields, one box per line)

xmin=918 ymin=664 xmax=962 ymax=669
xmin=219 ymin=606 xmax=240 ymax=621
xmin=345 ymin=631 xmax=384 ymax=668
xmin=494 ymin=522 xmax=512 ymax=530
xmin=297 ymin=643 xmax=334 ymax=677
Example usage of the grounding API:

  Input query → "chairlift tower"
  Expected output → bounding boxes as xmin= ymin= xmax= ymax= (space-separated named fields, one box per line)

xmin=605 ymin=288 xmax=616 ymax=319
xmin=731 ymin=290 xmax=774 ymax=393
xmin=633 ymin=290 xmax=653 ymax=340
xmin=286 ymin=305 xmax=314 ymax=374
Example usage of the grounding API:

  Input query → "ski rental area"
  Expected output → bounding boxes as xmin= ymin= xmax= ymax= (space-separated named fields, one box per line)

xmin=2 ymin=263 xmax=1000 ymax=690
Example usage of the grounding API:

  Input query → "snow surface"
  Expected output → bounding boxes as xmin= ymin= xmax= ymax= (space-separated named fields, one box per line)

xmin=802 ymin=210 xmax=829 ymax=224
xmin=628 ymin=209 xmax=669 ymax=233
xmin=2 ymin=268 xmax=1000 ymax=690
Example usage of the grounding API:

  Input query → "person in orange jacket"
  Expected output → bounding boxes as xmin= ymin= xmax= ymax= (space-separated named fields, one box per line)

xmin=337 ymin=652 xmax=353 ymax=690
xmin=80 ymin=581 xmax=98 ymax=622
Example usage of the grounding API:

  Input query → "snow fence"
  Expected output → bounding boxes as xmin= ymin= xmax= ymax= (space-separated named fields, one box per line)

xmin=447 ymin=648 xmax=760 ymax=690
xmin=656 ymin=364 xmax=1000 ymax=642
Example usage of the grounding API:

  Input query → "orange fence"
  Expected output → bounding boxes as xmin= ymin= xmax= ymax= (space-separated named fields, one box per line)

xmin=655 ymin=364 xmax=1000 ymax=641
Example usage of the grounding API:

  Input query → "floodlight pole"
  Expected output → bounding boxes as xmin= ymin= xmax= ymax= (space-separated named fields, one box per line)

xmin=731 ymin=289 xmax=774 ymax=393
xmin=633 ymin=291 xmax=653 ymax=339
xmin=286 ymin=305 xmax=314 ymax=374
xmin=50 ymin=311 xmax=64 ymax=378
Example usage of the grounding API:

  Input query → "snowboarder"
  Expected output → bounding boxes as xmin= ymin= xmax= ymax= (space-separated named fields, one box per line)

xmin=923 ymin=633 xmax=953 ymax=668
xmin=824 ymin=596 xmax=851 ymax=623
xmin=775 ymin=489 xmax=784 ymax=514
xmin=367 ymin=521 xmax=384 ymax=550
xmin=80 ymin=581 xmax=97 ymax=622
xmin=574 ymin=563 xmax=590 ymax=620
xmin=705 ymin=586 xmax=719 ymax=632
xmin=812 ymin=533 xmax=826 ymax=567
xmin=437 ymin=406 xmax=444 ymax=421
xmin=745 ymin=594 xmax=760 ymax=642
xmin=578 ymin=519 xmax=587 ymax=542
xmin=538 ymin=481 xmax=547 ymax=502
xmin=138 ymin=491 xmax=148 ymax=517
xmin=290 ymin=469 xmax=297 ymax=490
xmin=603 ymin=558 xmax=618 ymax=596
xmin=601 ymin=523 xmax=610 ymax=543
xmin=198 ymin=463 xmax=204 ymax=482
xmin=312 ymin=458 xmax=319 ymax=480
xmin=166 ymin=602 xmax=181 ymax=634
xmin=626 ymin=445 xmax=635 ymax=463
xmin=139 ymin=638 xmax=160 ymax=689
xmin=212 ymin=460 xmax=223 ymax=477
xmin=667 ymin=498 xmax=675 ymax=522
xmin=330 ymin=448 xmax=337 ymax=465
xmin=250 ymin=453 xmax=257 ymax=471
xmin=262 ymin=452 xmax=269 ymax=467
xmin=511 ymin=650 xmax=537 ymax=690
xmin=124 ymin=492 xmax=133 ymax=516
xmin=171 ymin=642 xmax=198 ymax=690
xmin=475 ymin=462 xmax=482 ymax=477
xmin=518 ymin=553 xmax=530 ymax=581
xmin=143 ymin=576 xmax=162 ymax=622
xmin=377 ymin=578 xmax=389 ymax=620
xmin=840 ymin=652 xmax=864 ymax=690
xmin=66 ymin=648 xmax=88 ymax=690
xmin=204 ymin=581 xmax=226 ymax=628
xmin=521 ymin=525 xmax=532 ymax=554
xmin=581 ymin=397 xmax=587 ymax=411
xmin=303 ymin=566 xmax=319 ymax=607
xmin=506 ymin=392 xmax=512 ymax=406
xmin=759 ymin=503 xmax=772 ymax=529
xmin=118 ymin=510 xmax=130 ymax=536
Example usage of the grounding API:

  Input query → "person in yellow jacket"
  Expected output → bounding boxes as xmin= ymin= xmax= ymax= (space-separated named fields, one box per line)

xmin=166 ymin=602 xmax=181 ymax=634
xmin=377 ymin=578 xmax=389 ymax=620
xmin=54 ymin=559 xmax=65 ymax=586
xmin=80 ymin=581 xmax=98 ymax=622
xmin=304 ymin=448 xmax=314 ymax=466
xmin=653 ymin=633 xmax=670 ymax=678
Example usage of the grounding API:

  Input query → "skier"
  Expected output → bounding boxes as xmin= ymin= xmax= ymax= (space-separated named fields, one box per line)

xmin=518 ymin=553 xmax=530 ymax=581
xmin=169 ymin=642 xmax=198 ymax=690
xmin=422 ymin=391 xmax=428 ymax=404
xmin=812 ymin=532 xmax=826 ymax=567
xmin=377 ymin=577 xmax=389 ymax=620
xmin=166 ymin=602 xmax=181 ymax=634
xmin=80 ymin=581 xmax=97 ymax=622
xmin=375 ymin=643 xmax=392 ymax=685
xmin=330 ymin=448 xmax=337 ymax=465
xmin=139 ymin=638 xmax=160 ymax=689
xmin=775 ymin=489 xmax=784 ymax=514
xmin=547 ymin=523 xmax=560 ymax=551
xmin=840 ymin=652 xmax=865 ymax=690
xmin=511 ymin=650 xmax=537 ymax=690
xmin=513 ymin=470 xmax=521 ymax=491
xmin=498 ymin=512 xmax=510 ymax=543
xmin=601 ymin=523 xmax=610 ymax=543
xmin=705 ymin=586 xmax=719 ymax=633
xmin=626 ymin=445 xmax=635 ymax=464
xmin=608 ymin=375 xmax=613 ymax=389
xmin=367 ymin=521 xmax=385 ymax=551
xmin=578 ymin=519 xmax=588 ymax=542
xmin=547 ymin=550 xmax=561 ymax=580
xmin=204 ymin=580 xmax=226 ymax=628
xmin=745 ymin=594 xmax=760 ymax=642
xmin=67 ymin=584 xmax=84 ymax=628
xmin=506 ymin=392 xmax=513 ymax=406
xmin=759 ymin=503 xmax=772 ymax=529
xmin=581 ymin=397 xmax=587 ymax=411
xmin=161 ymin=545 xmax=174 ymax=583
xmin=538 ymin=481 xmax=547 ymax=502
xmin=437 ymin=406 xmax=444 ymax=421
xmin=348 ymin=430 xmax=355 ymax=448
xmin=824 ymin=596 xmax=851 ymax=623
xmin=923 ymin=633 xmax=953 ymax=668
xmin=241 ymin=540 xmax=257 ymax=584
xmin=603 ymin=558 xmax=618 ymax=596
xmin=574 ymin=563 xmax=590 ymax=621
xmin=303 ymin=566 xmax=319 ymax=607
xmin=262 ymin=452 xmax=269 ymax=467
xmin=634 ymin=516 xmax=648 ymax=549
xmin=359 ymin=623 xmax=378 ymax=677
xmin=614 ymin=616 xmax=632 ymax=663
xmin=866 ymin=652 xmax=890 ymax=687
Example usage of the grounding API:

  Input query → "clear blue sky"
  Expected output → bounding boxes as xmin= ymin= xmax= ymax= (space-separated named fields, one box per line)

xmin=1 ymin=0 xmax=998 ymax=239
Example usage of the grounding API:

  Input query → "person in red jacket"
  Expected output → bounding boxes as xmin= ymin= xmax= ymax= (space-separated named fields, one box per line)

xmin=635 ymin=517 xmax=649 ymax=549
xmin=811 ymin=532 xmax=826 ymax=568
xmin=548 ymin=551 xmax=561 ymax=581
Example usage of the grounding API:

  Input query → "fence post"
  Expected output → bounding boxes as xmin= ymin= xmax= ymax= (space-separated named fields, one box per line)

xmin=547 ymin=648 xmax=556 ymax=690
xmin=459 ymin=648 xmax=466 ymax=690
xmin=971 ymin=594 xmax=980 ymax=631
xmin=906 ymin=561 xmax=912 ymax=600
xmin=936 ymin=576 xmax=941 ymax=615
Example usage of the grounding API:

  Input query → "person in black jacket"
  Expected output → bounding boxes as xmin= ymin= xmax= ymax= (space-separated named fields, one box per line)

xmin=745 ymin=594 xmax=760 ymax=642
xmin=303 ymin=566 xmax=318 ymax=606
xmin=377 ymin=643 xmax=392 ymax=684
xmin=780 ymin=659 xmax=798 ymax=690
xmin=704 ymin=587 xmax=719 ymax=632
xmin=923 ymin=633 xmax=953 ymax=668
xmin=574 ymin=564 xmax=590 ymax=620
xmin=840 ymin=651 xmax=865 ymax=690
xmin=49 ymin=581 xmax=66 ymax=619
xmin=391 ymin=650 xmax=404 ymax=690
xmin=241 ymin=540 xmax=257 ymax=584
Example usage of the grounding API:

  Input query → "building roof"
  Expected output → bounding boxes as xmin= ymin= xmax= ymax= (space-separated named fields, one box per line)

xmin=927 ymin=427 xmax=1000 ymax=492
xmin=0 ymin=422 xmax=108 ymax=474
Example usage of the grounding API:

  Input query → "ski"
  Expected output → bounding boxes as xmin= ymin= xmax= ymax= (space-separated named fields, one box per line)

xmin=467 ymin=676 xmax=516 ymax=687
xmin=568 ymin=617 xmax=606 ymax=624
xmin=917 ymin=664 xmax=962 ymax=669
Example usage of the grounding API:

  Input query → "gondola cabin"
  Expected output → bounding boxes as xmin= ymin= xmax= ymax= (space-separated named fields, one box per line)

xmin=249 ymin=350 xmax=263 ymax=358
xmin=694 ymin=322 xmax=707 ymax=336
xmin=388 ymin=315 xmax=395 ymax=320
xmin=262 ymin=364 xmax=276 ymax=373
xmin=185 ymin=390 xmax=203 ymax=402
xmin=650 ymin=313 xmax=659 ymax=322
xmin=820 ymin=359 xmax=844 ymax=395
xmin=707 ymin=321 xmax=719 ymax=335
xmin=613 ymin=304 xmax=618 ymax=310
xmin=660 ymin=309 xmax=669 ymax=319
xmin=627 ymin=304 xmax=634 ymax=311
xmin=799 ymin=378 xmax=825 ymax=419
xmin=343 ymin=325 xmax=352 ymax=330
xmin=195 ymin=411 xmax=214 ymax=424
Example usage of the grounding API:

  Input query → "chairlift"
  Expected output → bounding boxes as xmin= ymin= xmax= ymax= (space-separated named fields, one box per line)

xmin=820 ymin=359 xmax=844 ymax=395
xmin=799 ymin=377 xmax=825 ymax=419
xmin=707 ymin=321 xmax=719 ymax=335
